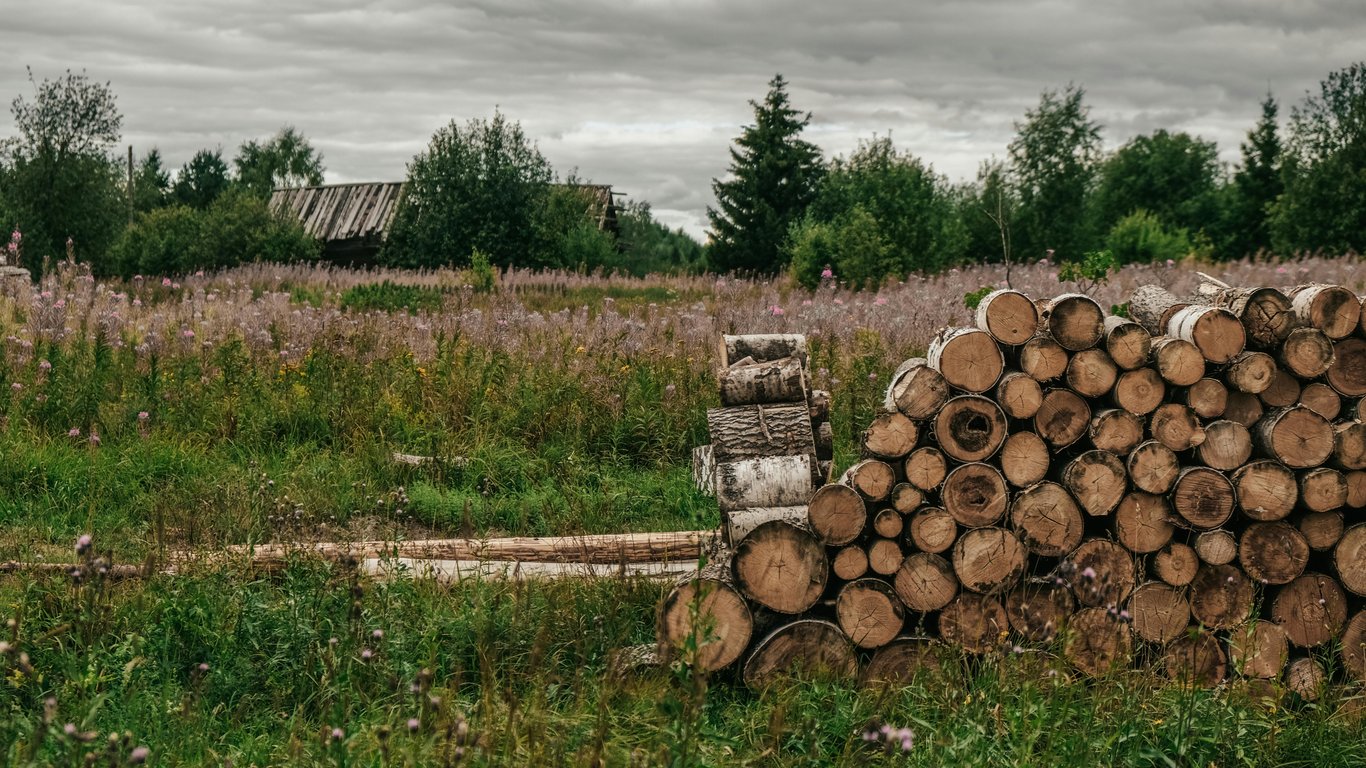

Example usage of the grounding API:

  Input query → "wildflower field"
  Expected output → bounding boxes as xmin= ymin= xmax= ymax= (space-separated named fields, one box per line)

xmin=2 ymin=256 xmax=1365 ymax=766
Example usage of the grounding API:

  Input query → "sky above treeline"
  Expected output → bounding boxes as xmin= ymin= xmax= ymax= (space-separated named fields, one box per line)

xmin=4 ymin=0 xmax=1363 ymax=238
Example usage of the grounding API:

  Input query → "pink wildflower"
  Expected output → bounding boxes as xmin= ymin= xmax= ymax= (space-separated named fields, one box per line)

xmin=67 ymin=427 xmax=81 ymax=438
xmin=162 ymin=277 xmax=172 ymax=287
xmin=820 ymin=267 xmax=834 ymax=279
xmin=769 ymin=305 xmax=784 ymax=316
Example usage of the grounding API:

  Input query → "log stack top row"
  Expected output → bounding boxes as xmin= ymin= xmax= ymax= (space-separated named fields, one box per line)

xmin=659 ymin=279 xmax=1366 ymax=694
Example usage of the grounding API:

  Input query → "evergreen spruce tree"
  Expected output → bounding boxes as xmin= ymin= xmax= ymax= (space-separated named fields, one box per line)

xmin=707 ymin=75 xmax=824 ymax=273
xmin=1229 ymin=95 xmax=1282 ymax=256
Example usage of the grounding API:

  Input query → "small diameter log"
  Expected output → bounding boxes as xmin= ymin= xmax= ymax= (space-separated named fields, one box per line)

xmin=715 ymin=455 xmax=815 ymax=512
xmin=1068 ymin=540 xmax=1136 ymax=608
xmin=732 ymin=520 xmax=828 ymax=614
xmin=1194 ymin=529 xmax=1238 ymax=566
xmin=1090 ymin=409 xmax=1144 ymax=455
xmin=1062 ymin=450 xmax=1127 ymax=517
xmin=836 ymin=579 xmax=906 ymax=649
xmin=1347 ymin=470 xmax=1366 ymax=508
xmin=722 ymin=334 xmax=808 ymax=367
xmin=815 ymin=422 xmax=834 ymax=461
xmin=1130 ymin=285 xmax=1189 ymax=337
xmin=1065 ymin=607 xmax=1133 ymax=677
xmin=807 ymin=484 xmax=866 ymax=546
xmin=1189 ymin=564 xmax=1254 ymax=630
xmin=840 ymin=459 xmax=897 ymax=502
xmin=907 ymin=508 xmax=957 ymax=555
xmin=884 ymin=358 xmax=950 ymax=419
xmin=1171 ymin=467 xmax=1235 ymax=530
xmin=1254 ymin=406 xmax=1334 ymax=468
xmin=862 ymin=638 xmax=943 ymax=687
xmin=935 ymin=396 xmax=1008 ymax=462
xmin=1342 ymin=611 xmax=1366 ymax=683
xmin=1286 ymin=657 xmax=1328 ymax=701
xmin=928 ymin=327 xmax=1005 ymax=393
xmin=999 ymin=431 xmax=1050 ymax=487
xmin=889 ymin=483 xmax=923 ymax=514
xmin=1019 ymin=335 xmax=1069 ymax=381
xmin=1201 ymin=285 xmax=1295 ymax=348
xmin=938 ymin=593 xmax=1009 ymax=654
xmin=1042 ymin=293 xmax=1106 ymax=351
xmin=1111 ymin=367 xmax=1166 ymax=416
xmin=1010 ymin=481 xmax=1085 ymax=557
xmin=904 ymin=447 xmax=948 ymax=491
xmin=692 ymin=444 xmax=715 ymax=496
xmin=1233 ymin=460 xmax=1298 ymax=521
xmin=1066 ymin=348 xmax=1119 ymax=398
xmin=867 ymin=538 xmax=904 ymax=576
xmin=1195 ymin=420 xmax=1252 ymax=471
xmin=975 ymin=288 xmax=1039 ymax=345
xmin=1128 ymin=440 xmax=1180 ymax=494
xmin=1225 ymin=351 xmax=1277 ymax=394
xmin=1168 ymin=305 xmax=1246 ymax=364
xmin=1272 ymin=572 xmax=1347 ymax=647
xmin=996 ymin=371 xmax=1043 ymax=419
xmin=1154 ymin=542 xmax=1200 ymax=587
xmin=1128 ymin=582 xmax=1190 ymax=644
xmin=1327 ymin=338 xmax=1366 ymax=397
xmin=861 ymin=411 xmax=919 ymax=460
xmin=1163 ymin=631 xmax=1227 ymax=687
xmin=742 ymin=619 xmax=857 ymax=688
xmin=952 ymin=527 xmax=1027 ymax=595
xmin=1103 ymin=315 xmax=1152 ymax=371
xmin=1259 ymin=369 xmax=1302 ymax=408
xmin=1223 ymin=392 xmax=1265 ymax=427
xmin=1034 ymin=389 xmax=1091 ymax=450
xmin=1239 ymin=521 xmax=1309 ymax=585
xmin=708 ymin=404 xmax=815 ymax=462
xmin=1005 ymin=581 xmax=1075 ymax=643
xmin=1289 ymin=284 xmax=1361 ymax=339
xmin=1150 ymin=403 xmax=1206 ymax=452
xmin=1281 ymin=327 xmax=1336 ymax=379
xmin=657 ymin=555 xmax=754 ymax=672
xmin=718 ymin=356 xmax=807 ymax=406
xmin=1333 ymin=421 xmax=1366 ymax=470
xmin=1335 ymin=525 xmax=1366 ymax=596
xmin=894 ymin=552 xmax=959 ymax=612
xmin=1299 ymin=382 xmax=1342 ymax=420
xmin=1114 ymin=492 xmax=1175 ymax=554
xmin=809 ymin=389 xmax=831 ymax=423
xmin=1299 ymin=512 xmax=1344 ymax=551
xmin=1184 ymin=378 xmax=1228 ymax=419
xmin=1151 ymin=337 xmax=1205 ymax=387
xmin=942 ymin=462 xmax=1009 ymax=528
xmin=832 ymin=546 xmax=869 ymax=581
xmin=1299 ymin=467 xmax=1347 ymax=512
xmin=872 ymin=508 xmax=904 ymax=539
xmin=725 ymin=506 xmax=809 ymax=546
xmin=1228 ymin=621 xmax=1290 ymax=679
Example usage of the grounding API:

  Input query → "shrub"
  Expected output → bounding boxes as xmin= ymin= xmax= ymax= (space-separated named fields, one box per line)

xmin=339 ymin=281 xmax=449 ymax=313
xmin=787 ymin=206 xmax=895 ymax=290
xmin=1104 ymin=209 xmax=1193 ymax=264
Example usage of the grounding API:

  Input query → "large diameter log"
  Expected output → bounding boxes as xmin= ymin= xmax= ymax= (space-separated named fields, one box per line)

xmin=1010 ymin=482 xmax=1084 ymax=557
xmin=657 ymin=555 xmax=754 ymax=672
xmin=1151 ymin=337 xmax=1205 ymax=387
xmin=907 ymin=507 xmax=957 ymax=554
xmin=1189 ymin=564 xmax=1254 ymax=630
xmin=715 ymin=455 xmax=815 ymax=512
xmin=1068 ymin=540 xmax=1136 ymax=608
xmin=1111 ymin=367 xmax=1165 ymax=416
xmin=861 ymin=411 xmax=919 ymax=460
xmin=975 ymin=288 xmax=1039 ymax=345
xmin=1254 ymin=406 xmax=1334 ymax=468
xmin=884 ymin=358 xmax=950 ymax=419
xmin=1114 ymin=492 xmax=1175 ymax=554
xmin=1299 ymin=512 xmax=1345 ymax=550
xmin=1272 ymin=572 xmax=1347 ymax=647
xmin=1005 ymin=581 xmax=1075 ymax=643
xmin=938 ymin=593 xmax=1009 ymax=654
xmin=1228 ymin=620 xmax=1290 ymax=679
xmin=1335 ymin=421 xmax=1366 ymax=471
xmin=839 ymin=459 xmax=896 ymax=502
xmin=894 ymin=552 xmax=959 ymax=612
xmin=1154 ymin=542 xmax=1199 ymax=587
xmin=725 ymin=506 xmax=809 ymax=545
xmin=1162 ymin=631 xmax=1227 ymax=687
xmin=707 ymin=404 xmax=815 ymax=462
xmin=999 ymin=432 xmax=1050 ymax=487
xmin=1347 ymin=470 xmax=1366 ymax=508
xmin=807 ymin=484 xmax=866 ymax=546
xmin=1090 ymin=408 xmax=1144 ymax=455
xmin=1233 ymin=460 xmax=1297 ymax=520
xmin=1066 ymin=349 xmax=1118 ymax=398
xmin=1130 ymin=285 xmax=1189 ymax=337
xmin=1298 ymin=382 xmax=1341 ymax=420
xmin=928 ymin=327 xmax=1005 ymax=393
xmin=1326 ymin=337 xmax=1366 ymax=397
xmin=692 ymin=444 xmax=715 ymax=496
xmin=1259 ymin=369 xmax=1301 ymax=408
xmin=942 ymin=463 xmax=1009 ymax=528
xmin=952 ymin=527 xmax=1027 ymax=595
xmin=935 ymin=396 xmax=1008 ymax=462
xmin=1223 ymin=391 xmax=1264 ymax=427
xmin=861 ymin=637 xmax=943 ymax=687
xmin=1195 ymin=420 xmax=1252 ymax=471
xmin=1150 ymin=403 xmax=1206 ymax=451
xmin=1279 ymin=327 xmax=1336 ymax=379
xmin=722 ymin=334 xmax=807 ymax=367
xmin=1239 ymin=521 xmax=1309 ymax=585
xmin=1103 ymin=315 xmax=1152 ymax=371
xmin=1195 ymin=530 xmax=1239 ymax=566
xmin=1034 ymin=389 xmax=1090 ymax=450
xmin=1128 ymin=440 xmax=1180 ymax=494
xmin=1289 ymin=284 xmax=1361 ymax=339
xmin=1200 ymin=285 xmax=1295 ymax=348
xmin=718 ymin=356 xmax=807 ymax=406
xmin=904 ymin=447 xmax=948 ymax=491
xmin=1041 ymin=293 xmax=1105 ymax=351
xmin=1065 ymin=607 xmax=1133 ymax=677
xmin=836 ymin=579 xmax=906 ymax=649
xmin=996 ymin=371 xmax=1043 ymax=419
xmin=831 ymin=546 xmax=869 ymax=581
xmin=1171 ymin=467 xmax=1235 ymax=530
xmin=1019 ymin=335 xmax=1069 ymax=381
xmin=866 ymin=538 xmax=903 ymax=576
xmin=1225 ymin=351 xmax=1277 ymax=394
xmin=731 ymin=520 xmax=827 ymax=614
xmin=1168 ymin=305 xmax=1246 ymax=364
xmin=1299 ymin=467 xmax=1347 ymax=512
xmin=1184 ymin=378 xmax=1228 ymax=419
xmin=742 ymin=619 xmax=857 ymax=688
xmin=1342 ymin=611 xmax=1366 ymax=683
xmin=1335 ymin=524 xmax=1366 ymax=596
xmin=1128 ymin=582 xmax=1190 ymax=644
xmin=1061 ymin=450 xmax=1127 ymax=517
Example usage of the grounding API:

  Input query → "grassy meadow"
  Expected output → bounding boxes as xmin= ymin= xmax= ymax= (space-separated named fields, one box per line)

xmin=1 ymin=256 xmax=1365 ymax=766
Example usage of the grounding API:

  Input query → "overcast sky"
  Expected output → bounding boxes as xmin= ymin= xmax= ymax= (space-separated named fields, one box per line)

xmin=4 ymin=1 xmax=1363 ymax=238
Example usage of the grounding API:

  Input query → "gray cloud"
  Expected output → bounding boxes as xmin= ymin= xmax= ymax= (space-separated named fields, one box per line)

xmin=4 ymin=0 xmax=1363 ymax=237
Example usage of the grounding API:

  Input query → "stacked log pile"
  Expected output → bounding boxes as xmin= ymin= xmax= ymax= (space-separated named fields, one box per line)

xmin=659 ymin=282 xmax=1366 ymax=694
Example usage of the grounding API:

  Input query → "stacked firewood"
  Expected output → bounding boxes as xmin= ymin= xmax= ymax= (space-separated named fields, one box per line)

xmin=658 ymin=281 xmax=1366 ymax=693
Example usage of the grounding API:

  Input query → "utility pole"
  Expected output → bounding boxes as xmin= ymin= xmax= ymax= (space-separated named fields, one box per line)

xmin=127 ymin=145 xmax=135 ymax=223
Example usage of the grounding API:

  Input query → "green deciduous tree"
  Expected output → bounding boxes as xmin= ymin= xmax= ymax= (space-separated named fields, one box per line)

xmin=383 ymin=110 xmax=554 ymax=269
xmin=1008 ymin=85 xmax=1103 ymax=261
xmin=614 ymin=200 xmax=704 ymax=276
xmin=1092 ymin=129 xmax=1221 ymax=240
xmin=172 ymin=149 xmax=232 ymax=210
xmin=234 ymin=126 xmax=325 ymax=198
xmin=707 ymin=74 xmax=824 ymax=274
xmin=1227 ymin=95 xmax=1282 ymax=257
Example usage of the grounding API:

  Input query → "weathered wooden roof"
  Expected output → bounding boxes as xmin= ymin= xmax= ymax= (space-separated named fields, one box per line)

xmin=270 ymin=182 xmax=404 ymax=243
